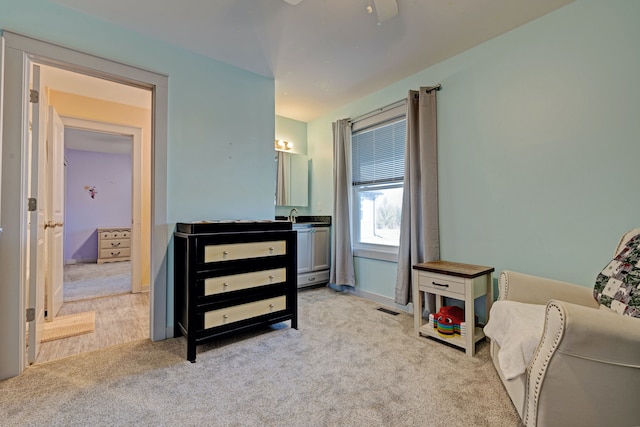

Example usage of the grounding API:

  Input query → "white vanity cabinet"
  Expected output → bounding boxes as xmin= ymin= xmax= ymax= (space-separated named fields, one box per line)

xmin=295 ymin=224 xmax=330 ymax=288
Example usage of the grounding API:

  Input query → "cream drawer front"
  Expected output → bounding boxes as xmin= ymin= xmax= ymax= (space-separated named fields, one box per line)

xmin=418 ymin=272 xmax=465 ymax=296
xmin=204 ymin=241 xmax=286 ymax=263
xmin=100 ymin=238 xmax=130 ymax=250
xmin=204 ymin=268 xmax=286 ymax=296
xmin=298 ymin=270 xmax=330 ymax=288
xmin=204 ymin=296 xmax=287 ymax=329
xmin=101 ymin=230 xmax=130 ymax=240
xmin=99 ymin=248 xmax=131 ymax=259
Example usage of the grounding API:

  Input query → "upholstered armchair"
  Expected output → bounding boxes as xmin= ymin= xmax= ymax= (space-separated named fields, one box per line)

xmin=485 ymin=229 xmax=640 ymax=427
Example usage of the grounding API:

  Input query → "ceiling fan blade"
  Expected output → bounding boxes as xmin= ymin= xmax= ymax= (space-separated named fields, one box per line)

xmin=282 ymin=0 xmax=304 ymax=5
xmin=373 ymin=0 xmax=398 ymax=22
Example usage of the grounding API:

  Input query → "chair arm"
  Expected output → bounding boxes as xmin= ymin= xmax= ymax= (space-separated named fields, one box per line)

xmin=524 ymin=300 xmax=640 ymax=427
xmin=498 ymin=270 xmax=598 ymax=308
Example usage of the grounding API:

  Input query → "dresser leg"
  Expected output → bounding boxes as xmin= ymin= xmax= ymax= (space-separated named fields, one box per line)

xmin=187 ymin=343 xmax=196 ymax=363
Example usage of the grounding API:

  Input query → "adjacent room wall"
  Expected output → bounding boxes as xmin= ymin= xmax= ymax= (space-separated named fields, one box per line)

xmin=48 ymin=89 xmax=152 ymax=283
xmin=64 ymin=148 xmax=132 ymax=262
xmin=307 ymin=0 xmax=640 ymax=302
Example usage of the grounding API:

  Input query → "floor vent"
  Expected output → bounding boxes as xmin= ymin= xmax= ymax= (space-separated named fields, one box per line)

xmin=376 ymin=307 xmax=400 ymax=316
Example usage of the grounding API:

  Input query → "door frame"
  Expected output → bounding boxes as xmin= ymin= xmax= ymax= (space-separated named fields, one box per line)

xmin=61 ymin=117 xmax=145 ymax=293
xmin=0 ymin=31 xmax=169 ymax=379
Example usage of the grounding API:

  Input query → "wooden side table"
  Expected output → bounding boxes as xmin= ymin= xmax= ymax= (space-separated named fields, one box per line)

xmin=412 ymin=260 xmax=494 ymax=356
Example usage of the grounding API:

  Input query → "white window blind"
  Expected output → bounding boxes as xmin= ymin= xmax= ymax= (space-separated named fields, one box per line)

xmin=350 ymin=101 xmax=407 ymax=256
xmin=352 ymin=117 xmax=406 ymax=186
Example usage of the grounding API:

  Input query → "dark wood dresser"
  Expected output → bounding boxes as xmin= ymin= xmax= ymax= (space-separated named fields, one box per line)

xmin=174 ymin=221 xmax=297 ymax=362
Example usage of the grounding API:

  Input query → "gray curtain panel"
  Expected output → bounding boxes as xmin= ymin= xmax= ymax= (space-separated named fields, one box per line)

xmin=330 ymin=119 xmax=356 ymax=286
xmin=395 ymin=87 xmax=440 ymax=307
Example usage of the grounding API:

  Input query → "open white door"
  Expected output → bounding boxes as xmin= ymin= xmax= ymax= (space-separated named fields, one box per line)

xmin=46 ymin=106 xmax=64 ymax=320
xmin=27 ymin=64 xmax=46 ymax=364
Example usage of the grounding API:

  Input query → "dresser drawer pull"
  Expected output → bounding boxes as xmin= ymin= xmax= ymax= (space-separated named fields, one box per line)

xmin=432 ymin=281 xmax=449 ymax=288
xmin=223 ymin=251 xmax=229 ymax=255
xmin=223 ymin=314 xmax=229 ymax=319
xmin=269 ymin=247 xmax=274 ymax=252
xmin=269 ymin=304 xmax=274 ymax=309
xmin=269 ymin=275 xmax=275 ymax=280
xmin=111 ymin=251 xmax=121 ymax=256
xmin=223 ymin=282 xmax=229 ymax=288
xmin=308 ymin=277 xmax=316 ymax=282
xmin=111 ymin=242 xmax=121 ymax=247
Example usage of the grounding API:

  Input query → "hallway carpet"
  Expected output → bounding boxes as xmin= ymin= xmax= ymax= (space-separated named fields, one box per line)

xmin=63 ymin=261 xmax=131 ymax=302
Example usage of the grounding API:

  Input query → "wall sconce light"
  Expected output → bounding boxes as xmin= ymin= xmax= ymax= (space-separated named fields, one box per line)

xmin=275 ymin=139 xmax=293 ymax=151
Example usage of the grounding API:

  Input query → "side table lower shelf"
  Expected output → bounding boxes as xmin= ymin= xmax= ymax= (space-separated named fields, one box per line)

xmin=417 ymin=324 xmax=486 ymax=350
xmin=412 ymin=260 xmax=494 ymax=356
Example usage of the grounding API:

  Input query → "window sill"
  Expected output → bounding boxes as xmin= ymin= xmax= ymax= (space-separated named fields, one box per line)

xmin=353 ymin=248 xmax=398 ymax=262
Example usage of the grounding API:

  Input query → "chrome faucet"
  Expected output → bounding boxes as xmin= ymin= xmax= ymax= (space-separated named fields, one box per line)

xmin=289 ymin=208 xmax=298 ymax=223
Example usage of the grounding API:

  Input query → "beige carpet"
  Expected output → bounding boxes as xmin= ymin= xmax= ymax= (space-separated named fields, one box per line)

xmin=1 ymin=288 xmax=522 ymax=426
xmin=41 ymin=311 xmax=96 ymax=342
xmin=64 ymin=262 xmax=131 ymax=302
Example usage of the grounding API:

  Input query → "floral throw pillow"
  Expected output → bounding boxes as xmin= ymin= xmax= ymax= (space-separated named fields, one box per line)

xmin=593 ymin=233 xmax=640 ymax=317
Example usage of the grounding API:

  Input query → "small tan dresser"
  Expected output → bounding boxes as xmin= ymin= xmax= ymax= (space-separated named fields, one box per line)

xmin=97 ymin=227 xmax=131 ymax=264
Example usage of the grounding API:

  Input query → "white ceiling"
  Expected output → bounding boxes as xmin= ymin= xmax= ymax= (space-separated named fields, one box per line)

xmin=49 ymin=0 xmax=574 ymax=122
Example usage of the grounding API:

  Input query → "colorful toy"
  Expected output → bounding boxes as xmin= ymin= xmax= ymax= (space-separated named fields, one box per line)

xmin=432 ymin=306 xmax=465 ymax=337
xmin=428 ymin=306 xmax=478 ymax=338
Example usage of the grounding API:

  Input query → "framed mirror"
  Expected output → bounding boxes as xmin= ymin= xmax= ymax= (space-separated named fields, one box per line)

xmin=275 ymin=151 xmax=308 ymax=207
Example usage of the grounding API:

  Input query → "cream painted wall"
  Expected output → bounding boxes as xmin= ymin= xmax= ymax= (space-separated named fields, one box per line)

xmin=48 ymin=89 xmax=152 ymax=287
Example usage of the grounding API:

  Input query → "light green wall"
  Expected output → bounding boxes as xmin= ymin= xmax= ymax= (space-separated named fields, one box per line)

xmin=1 ymin=0 xmax=275 ymax=328
xmin=276 ymin=115 xmax=308 ymax=156
xmin=1 ymin=0 xmax=275 ymax=222
xmin=308 ymin=0 xmax=640 ymax=301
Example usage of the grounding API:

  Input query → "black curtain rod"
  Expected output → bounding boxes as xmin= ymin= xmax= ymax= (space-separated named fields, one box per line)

xmin=351 ymin=83 xmax=442 ymax=123
xmin=415 ymin=83 xmax=442 ymax=98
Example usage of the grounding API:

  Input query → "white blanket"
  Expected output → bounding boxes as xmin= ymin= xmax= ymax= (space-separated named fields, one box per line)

xmin=483 ymin=300 xmax=546 ymax=380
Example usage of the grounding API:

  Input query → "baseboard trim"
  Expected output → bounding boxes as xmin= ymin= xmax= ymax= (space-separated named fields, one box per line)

xmin=65 ymin=259 xmax=97 ymax=265
xmin=343 ymin=287 xmax=413 ymax=315
xmin=165 ymin=326 xmax=174 ymax=340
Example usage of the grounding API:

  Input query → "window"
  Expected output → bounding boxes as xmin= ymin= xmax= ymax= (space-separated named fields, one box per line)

xmin=351 ymin=103 xmax=406 ymax=259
